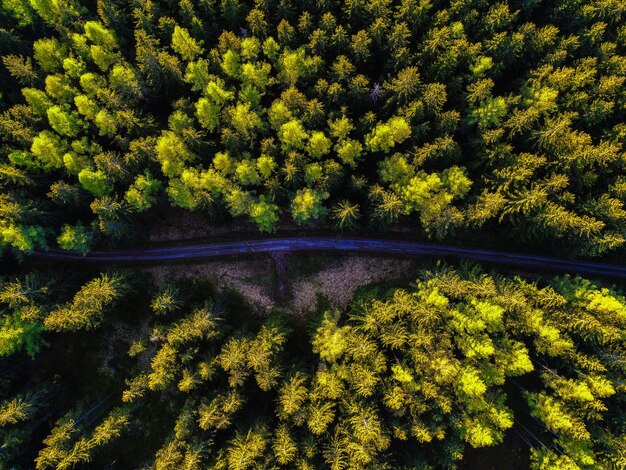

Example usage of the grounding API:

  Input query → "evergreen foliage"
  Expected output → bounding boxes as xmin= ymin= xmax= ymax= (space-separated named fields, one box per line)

xmin=0 ymin=0 xmax=624 ymax=254
xmin=1 ymin=0 xmax=626 ymax=468
xmin=2 ymin=266 xmax=625 ymax=468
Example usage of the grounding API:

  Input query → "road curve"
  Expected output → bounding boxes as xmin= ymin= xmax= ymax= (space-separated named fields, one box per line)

xmin=28 ymin=237 xmax=626 ymax=280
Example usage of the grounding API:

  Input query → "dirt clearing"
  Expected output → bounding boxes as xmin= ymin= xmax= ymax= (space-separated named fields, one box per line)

xmin=140 ymin=253 xmax=420 ymax=319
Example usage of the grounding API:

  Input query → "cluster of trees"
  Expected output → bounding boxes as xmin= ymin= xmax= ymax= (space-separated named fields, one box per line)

xmin=2 ymin=264 xmax=625 ymax=468
xmin=0 ymin=268 xmax=131 ymax=467
xmin=0 ymin=271 xmax=124 ymax=359
xmin=0 ymin=0 xmax=624 ymax=255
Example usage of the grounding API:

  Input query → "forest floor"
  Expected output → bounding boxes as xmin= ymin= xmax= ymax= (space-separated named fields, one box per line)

xmin=141 ymin=253 xmax=420 ymax=320
xmin=146 ymin=204 xmax=418 ymax=243
xmin=147 ymin=205 xmax=316 ymax=243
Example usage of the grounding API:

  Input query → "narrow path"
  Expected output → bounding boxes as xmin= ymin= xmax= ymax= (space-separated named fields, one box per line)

xmin=28 ymin=237 xmax=626 ymax=280
xmin=271 ymin=251 xmax=289 ymax=302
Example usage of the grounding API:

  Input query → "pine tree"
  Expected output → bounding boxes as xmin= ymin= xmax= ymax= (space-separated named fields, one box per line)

xmin=44 ymin=274 xmax=124 ymax=331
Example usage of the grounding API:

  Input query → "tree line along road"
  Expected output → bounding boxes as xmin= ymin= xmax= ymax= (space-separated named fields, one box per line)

xmin=27 ymin=237 xmax=626 ymax=281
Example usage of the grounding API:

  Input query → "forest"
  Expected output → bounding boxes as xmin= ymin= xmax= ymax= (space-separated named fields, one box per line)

xmin=1 ymin=0 xmax=626 ymax=468
xmin=1 ymin=265 xmax=625 ymax=469
xmin=0 ymin=0 xmax=624 ymax=255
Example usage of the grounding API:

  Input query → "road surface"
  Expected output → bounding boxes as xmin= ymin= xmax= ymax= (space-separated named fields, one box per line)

xmin=28 ymin=237 xmax=626 ymax=280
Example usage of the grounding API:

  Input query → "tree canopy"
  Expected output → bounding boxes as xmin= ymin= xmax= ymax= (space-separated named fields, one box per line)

xmin=0 ymin=0 xmax=624 ymax=255
xmin=1 ymin=0 xmax=626 ymax=468
xmin=1 ymin=265 xmax=626 ymax=469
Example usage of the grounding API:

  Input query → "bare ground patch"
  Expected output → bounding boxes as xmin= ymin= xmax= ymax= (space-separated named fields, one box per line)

xmin=140 ymin=254 xmax=419 ymax=319
xmin=289 ymin=255 xmax=418 ymax=316
xmin=140 ymin=257 xmax=276 ymax=314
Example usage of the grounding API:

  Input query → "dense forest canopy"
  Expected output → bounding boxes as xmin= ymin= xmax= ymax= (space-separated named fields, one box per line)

xmin=0 ymin=0 xmax=624 ymax=255
xmin=2 ymin=0 xmax=626 ymax=468
xmin=1 ymin=265 xmax=626 ymax=469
